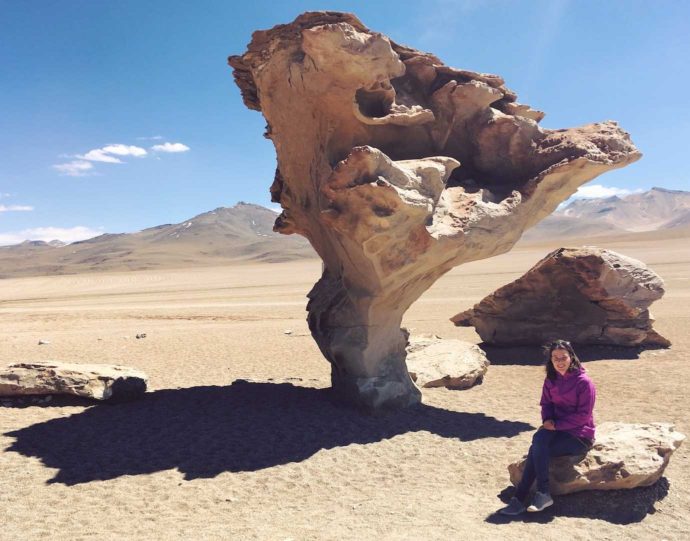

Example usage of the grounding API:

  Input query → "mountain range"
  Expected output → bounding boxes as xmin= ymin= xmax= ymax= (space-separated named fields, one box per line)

xmin=0 ymin=203 xmax=315 ymax=278
xmin=1 ymin=188 xmax=688 ymax=278
xmin=522 ymin=187 xmax=690 ymax=241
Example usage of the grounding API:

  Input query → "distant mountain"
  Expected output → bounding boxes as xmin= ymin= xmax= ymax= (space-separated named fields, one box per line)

xmin=0 ymin=203 xmax=316 ymax=278
xmin=523 ymin=187 xmax=690 ymax=241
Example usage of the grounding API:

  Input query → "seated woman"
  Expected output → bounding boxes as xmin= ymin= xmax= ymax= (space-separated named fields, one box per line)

xmin=500 ymin=339 xmax=596 ymax=515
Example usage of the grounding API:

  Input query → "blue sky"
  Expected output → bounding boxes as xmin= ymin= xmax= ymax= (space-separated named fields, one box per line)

xmin=1 ymin=0 xmax=689 ymax=244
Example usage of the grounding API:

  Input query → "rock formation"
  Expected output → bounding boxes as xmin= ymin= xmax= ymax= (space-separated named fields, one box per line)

xmin=452 ymin=247 xmax=669 ymax=347
xmin=0 ymin=361 xmax=148 ymax=401
xmin=229 ymin=12 xmax=641 ymax=410
xmin=508 ymin=422 xmax=685 ymax=495
xmin=406 ymin=336 xmax=488 ymax=390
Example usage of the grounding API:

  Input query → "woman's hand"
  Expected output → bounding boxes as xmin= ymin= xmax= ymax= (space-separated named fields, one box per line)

xmin=542 ymin=419 xmax=556 ymax=431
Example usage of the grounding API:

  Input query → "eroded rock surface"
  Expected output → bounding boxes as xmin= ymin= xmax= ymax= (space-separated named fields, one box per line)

xmin=508 ymin=422 xmax=685 ymax=495
xmin=229 ymin=12 xmax=640 ymax=410
xmin=406 ymin=335 xmax=488 ymax=389
xmin=452 ymin=247 xmax=669 ymax=347
xmin=0 ymin=361 xmax=148 ymax=401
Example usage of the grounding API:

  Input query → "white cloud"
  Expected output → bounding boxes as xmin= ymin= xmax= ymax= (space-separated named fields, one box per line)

xmin=151 ymin=142 xmax=190 ymax=153
xmin=77 ymin=144 xmax=147 ymax=163
xmin=78 ymin=149 xmax=123 ymax=163
xmin=0 ymin=226 xmax=103 ymax=246
xmin=101 ymin=144 xmax=147 ymax=157
xmin=137 ymin=135 xmax=164 ymax=140
xmin=53 ymin=160 xmax=94 ymax=177
xmin=0 ymin=204 xmax=34 ymax=212
xmin=573 ymin=184 xmax=636 ymax=199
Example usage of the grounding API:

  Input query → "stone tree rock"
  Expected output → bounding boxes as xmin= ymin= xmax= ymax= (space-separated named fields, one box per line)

xmin=229 ymin=12 xmax=641 ymax=410
xmin=406 ymin=336 xmax=488 ymax=390
xmin=508 ymin=422 xmax=685 ymax=495
xmin=0 ymin=361 xmax=148 ymax=401
xmin=452 ymin=247 xmax=669 ymax=347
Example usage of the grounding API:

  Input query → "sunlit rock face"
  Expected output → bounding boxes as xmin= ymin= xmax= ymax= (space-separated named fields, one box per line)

xmin=229 ymin=11 xmax=641 ymax=411
xmin=452 ymin=247 xmax=670 ymax=347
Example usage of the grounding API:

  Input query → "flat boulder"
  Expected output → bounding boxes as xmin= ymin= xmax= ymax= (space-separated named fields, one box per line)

xmin=452 ymin=247 xmax=670 ymax=347
xmin=508 ymin=422 xmax=685 ymax=495
xmin=0 ymin=361 xmax=148 ymax=401
xmin=406 ymin=336 xmax=489 ymax=390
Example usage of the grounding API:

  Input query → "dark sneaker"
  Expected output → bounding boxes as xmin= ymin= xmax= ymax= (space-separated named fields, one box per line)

xmin=527 ymin=491 xmax=554 ymax=512
xmin=498 ymin=497 xmax=526 ymax=516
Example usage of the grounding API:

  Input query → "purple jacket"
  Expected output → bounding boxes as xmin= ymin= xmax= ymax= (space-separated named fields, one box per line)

xmin=540 ymin=368 xmax=596 ymax=441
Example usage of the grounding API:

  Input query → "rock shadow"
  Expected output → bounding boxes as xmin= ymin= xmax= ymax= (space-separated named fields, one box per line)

xmin=479 ymin=343 xmax=665 ymax=366
xmin=485 ymin=479 xmax=670 ymax=525
xmin=4 ymin=380 xmax=533 ymax=485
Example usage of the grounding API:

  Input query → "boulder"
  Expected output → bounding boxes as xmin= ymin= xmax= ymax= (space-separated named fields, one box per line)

xmin=0 ymin=361 xmax=148 ymax=401
xmin=508 ymin=422 xmax=685 ymax=495
xmin=452 ymin=247 xmax=670 ymax=347
xmin=229 ymin=12 xmax=640 ymax=410
xmin=406 ymin=336 xmax=489 ymax=389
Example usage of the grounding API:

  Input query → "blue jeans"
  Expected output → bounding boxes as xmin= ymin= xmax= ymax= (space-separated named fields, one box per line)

xmin=515 ymin=429 xmax=591 ymax=500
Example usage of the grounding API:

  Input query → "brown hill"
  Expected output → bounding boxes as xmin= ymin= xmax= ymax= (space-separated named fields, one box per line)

xmin=0 ymin=203 xmax=316 ymax=278
xmin=523 ymin=187 xmax=690 ymax=241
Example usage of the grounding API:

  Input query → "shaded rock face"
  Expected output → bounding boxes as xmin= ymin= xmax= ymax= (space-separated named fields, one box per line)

xmin=508 ymin=423 xmax=685 ymax=495
xmin=0 ymin=362 xmax=148 ymax=401
xmin=229 ymin=12 xmax=640 ymax=410
xmin=452 ymin=247 xmax=669 ymax=347
xmin=406 ymin=336 xmax=488 ymax=390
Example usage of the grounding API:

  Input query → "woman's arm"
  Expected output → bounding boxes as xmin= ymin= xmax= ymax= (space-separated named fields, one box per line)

xmin=540 ymin=382 xmax=555 ymax=423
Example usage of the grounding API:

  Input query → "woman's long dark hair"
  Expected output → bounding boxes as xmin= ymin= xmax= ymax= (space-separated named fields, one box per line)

xmin=544 ymin=340 xmax=583 ymax=380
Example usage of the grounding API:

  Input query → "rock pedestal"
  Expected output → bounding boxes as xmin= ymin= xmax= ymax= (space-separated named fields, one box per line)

xmin=229 ymin=12 xmax=640 ymax=410
xmin=508 ymin=422 xmax=685 ymax=495
xmin=0 ymin=361 xmax=148 ymax=401
xmin=452 ymin=247 xmax=670 ymax=347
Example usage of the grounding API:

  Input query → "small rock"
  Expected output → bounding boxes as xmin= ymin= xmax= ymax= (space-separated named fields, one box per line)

xmin=38 ymin=340 xmax=50 ymax=345
xmin=406 ymin=336 xmax=489 ymax=390
xmin=0 ymin=361 xmax=148 ymax=401
xmin=284 ymin=330 xmax=293 ymax=335
xmin=136 ymin=333 xmax=147 ymax=339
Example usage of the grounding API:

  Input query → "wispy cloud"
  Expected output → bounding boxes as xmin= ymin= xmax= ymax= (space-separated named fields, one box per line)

xmin=0 ymin=226 xmax=103 ymax=246
xmin=78 ymin=149 xmax=123 ymax=163
xmin=78 ymin=144 xmax=147 ymax=162
xmin=137 ymin=135 xmax=164 ymax=141
xmin=0 ymin=204 xmax=34 ymax=212
xmin=573 ymin=184 xmax=640 ymax=199
xmin=53 ymin=160 xmax=94 ymax=177
xmin=521 ymin=0 xmax=571 ymax=102
xmin=151 ymin=142 xmax=190 ymax=153
xmin=54 ymin=140 xmax=187 ymax=176
xmin=416 ymin=0 xmax=490 ymax=48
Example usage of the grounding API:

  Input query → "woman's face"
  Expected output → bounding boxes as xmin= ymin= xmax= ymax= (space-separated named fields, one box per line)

xmin=551 ymin=348 xmax=572 ymax=375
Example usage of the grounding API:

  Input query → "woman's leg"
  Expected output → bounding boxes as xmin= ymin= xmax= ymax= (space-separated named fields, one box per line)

xmin=530 ymin=428 xmax=557 ymax=494
xmin=515 ymin=429 xmax=555 ymax=500
xmin=548 ymin=431 xmax=591 ymax=458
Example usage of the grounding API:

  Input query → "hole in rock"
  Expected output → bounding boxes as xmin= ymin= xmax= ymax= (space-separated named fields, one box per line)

xmin=355 ymin=86 xmax=394 ymax=118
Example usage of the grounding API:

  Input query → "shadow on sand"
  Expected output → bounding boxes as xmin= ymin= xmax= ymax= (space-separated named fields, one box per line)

xmin=4 ymin=380 xmax=533 ymax=485
xmin=480 ymin=343 xmax=665 ymax=366
xmin=485 ymin=479 xmax=670 ymax=525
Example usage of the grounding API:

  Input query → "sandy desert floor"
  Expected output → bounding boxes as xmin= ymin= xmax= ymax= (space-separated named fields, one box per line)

xmin=1 ymin=234 xmax=689 ymax=540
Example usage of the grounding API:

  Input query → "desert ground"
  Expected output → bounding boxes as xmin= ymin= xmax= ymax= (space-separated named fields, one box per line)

xmin=1 ymin=233 xmax=688 ymax=540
